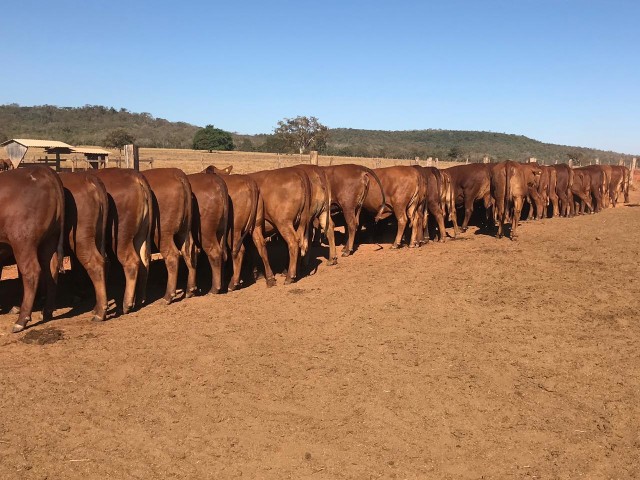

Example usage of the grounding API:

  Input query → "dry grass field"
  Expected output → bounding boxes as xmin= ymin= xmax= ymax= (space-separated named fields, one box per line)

xmin=18 ymin=146 xmax=459 ymax=174
xmin=0 ymin=156 xmax=639 ymax=478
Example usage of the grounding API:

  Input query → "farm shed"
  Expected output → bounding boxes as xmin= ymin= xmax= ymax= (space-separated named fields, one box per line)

xmin=1 ymin=138 xmax=74 ymax=170
xmin=1 ymin=139 xmax=110 ymax=171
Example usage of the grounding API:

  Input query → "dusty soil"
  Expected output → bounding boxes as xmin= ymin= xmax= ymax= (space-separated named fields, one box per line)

xmin=1 ymin=192 xmax=639 ymax=479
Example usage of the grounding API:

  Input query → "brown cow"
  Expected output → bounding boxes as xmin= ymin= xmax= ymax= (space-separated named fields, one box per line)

xmin=323 ymin=164 xmax=386 ymax=256
xmin=608 ymin=165 xmax=625 ymax=207
xmin=0 ymin=167 xmax=64 ymax=332
xmin=551 ymin=164 xmax=574 ymax=217
xmin=576 ymin=166 xmax=606 ymax=213
xmin=203 ymin=166 xmax=260 ymax=292
xmin=93 ymin=168 xmax=152 ymax=314
xmin=491 ymin=161 xmax=541 ymax=239
xmin=446 ymin=163 xmax=493 ymax=234
xmin=363 ymin=166 xmax=426 ymax=248
xmin=188 ymin=172 xmax=229 ymax=295
xmin=250 ymin=167 xmax=312 ymax=286
xmin=413 ymin=166 xmax=450 ymax=242
xmin=142 ymin=168 xmax=197 ymax=304
xmin=537 ymin=165 xmax=559 ymax=218
xmin=294 ymin=164 xmax=337 ymax=265
xmin=571 ymin=169 xmax=593 ymax=214
xmin=0 ymin=159 xmax=13 ymax=171
xmin=59 ymin=172 xmax=108 ymax=322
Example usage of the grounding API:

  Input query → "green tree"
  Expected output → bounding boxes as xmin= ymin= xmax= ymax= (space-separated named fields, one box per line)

xmin=192 ymin=125 xmax=234 ymax=151
xmin=274 ymin=116 xmax=328 ymax=154
xmin=104 ymin=128 xmax=135 ymax=150
xmin=447 ymin=146 xmax=464 ymax=160
xmin=237 ymin=138 xmax=254 ymax=152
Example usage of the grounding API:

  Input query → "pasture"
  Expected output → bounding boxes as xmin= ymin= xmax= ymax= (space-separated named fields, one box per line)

xmin=0 ymin=154 xmax=638 ymax=479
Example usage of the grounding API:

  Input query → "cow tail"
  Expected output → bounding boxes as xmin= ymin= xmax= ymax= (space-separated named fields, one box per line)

xmin=137 ymin=175 xmax=153 ymax=268
xmin=233 ymin=178 xmax=257 ymax=257
xmin=363 ymin=167 xmax=386 ymax=222
xmin=177 ymin=172 xmax=195 ymax=262
xmin=503 ymin=162 xmax=512 ymax=227
xmin=54 ymin=173 xmax=65 ymax=273
xmin=298 ymin=171 xmax=312 ymax=255
xmin=87 ymin=175 xmax=108 ymax=259
xmin=218 ymin=177 xmax=229 ymax=263
xmin=321 ymin=170 xmax=331 ymax=233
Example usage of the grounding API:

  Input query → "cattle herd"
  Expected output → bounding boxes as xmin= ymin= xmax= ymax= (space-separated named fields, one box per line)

xmin=0 ymin=160 xmax=632 ymax=334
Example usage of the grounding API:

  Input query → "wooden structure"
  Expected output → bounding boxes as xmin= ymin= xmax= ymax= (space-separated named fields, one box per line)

xmin=1 ymin=139 xmax=110 ymax=171
xmin=1 ymin=138 xmax=73 ymax=170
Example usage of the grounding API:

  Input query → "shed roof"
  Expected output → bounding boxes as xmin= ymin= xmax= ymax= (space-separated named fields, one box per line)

xmin=71 ymin=146 xmax=110 ymax=155
xmin=0 ymin=138 xmax=73 ymax=149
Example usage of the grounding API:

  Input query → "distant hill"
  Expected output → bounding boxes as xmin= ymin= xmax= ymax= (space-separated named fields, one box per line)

xmin=1 ymin=104 xmax=634 ymax=164
xmin=321 ymin=128 xmax=636 ymax=164
xmin=0 ymin=104 xmax=199 ymax=149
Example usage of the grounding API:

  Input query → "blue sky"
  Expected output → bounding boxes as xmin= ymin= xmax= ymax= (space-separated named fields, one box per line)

xmin=2 ymin=0 xmax=639 ymax=154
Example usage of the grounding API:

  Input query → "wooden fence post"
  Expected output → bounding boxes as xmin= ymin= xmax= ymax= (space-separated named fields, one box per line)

xmin=568 ymin=159 xmax=573 ymax=168
xmin=631 ymin=158 xmax=637 ymax=184
xmin=483 ymin=155 xmax=490 ymax=164
xmin=595 ymin=157 xmax=600 ymax=165
xmin=310 ymin=150 xmax=318 ymax=165
xmin=124 ymin=144 xmax=139 ymax=170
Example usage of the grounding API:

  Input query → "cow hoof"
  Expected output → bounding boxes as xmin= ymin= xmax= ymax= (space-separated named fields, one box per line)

xmin=163 ymin=295 xmax=175 ymax=305
xmin=341 ymin=251 xmax=351 ymax=257
xmin=42 ymin=310 xmax=54 ymax=321
xmin=122 ymin=304 xmax=133 ymax=315
xmin=12 ymin=323 xmax=25 ymax=334
xmin=284 ymin=277 xmax=295 ymax=285
xmin=10 ymin=306 xmax=20 ymax=315
xmin=92 ymin=314 xmax=105 ymax=322
xmin=390 ymin=244 xmax=401 ymax=249
xmin=207 ymin=289 xmax=220 ymax=295
xmin=185 ymin=290 xmax=195 ymax=299
xmin=326 ymin=258 xmax=337 ymax=266
xmin=266 ymin=277 xmax=277 ymax=288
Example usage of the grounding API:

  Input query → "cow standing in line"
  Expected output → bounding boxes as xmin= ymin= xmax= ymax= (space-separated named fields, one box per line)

xmin=93 ymin=168 xmax=152 ymax=314
xmin=0 ymin=167 xmax=65 ymax=332
xmin=59 ymin=172 xmax=109 ymax=322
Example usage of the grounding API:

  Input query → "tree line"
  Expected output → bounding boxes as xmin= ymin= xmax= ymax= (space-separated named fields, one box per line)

xmin=0 ymin=104 xmax=634 ymax=164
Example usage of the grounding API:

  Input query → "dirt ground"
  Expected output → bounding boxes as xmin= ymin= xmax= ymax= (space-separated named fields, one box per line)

xmin=1 ymin=190 xmax=639 ymax=479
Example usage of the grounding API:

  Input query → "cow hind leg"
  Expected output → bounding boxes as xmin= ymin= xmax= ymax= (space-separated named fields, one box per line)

xmin=391 ymin=207 xmax=408 ymax=249
xmin=342 ymin=204 xmax=359 ymax=257
xmin=160 ymin=237 xmax=181 ymax=305
xmin=251 ymin=227 xmax=276 ymax=287
xmin=76 ymin=243 xmax=108 ymax=322
xmin=461 ymin=197 xmax=474 ymax=232
xmin=12 ymin=246 xmax=41 ymax=332
xmin=179 ymin=231 xmax=198 ymax=299
xmin=320 ymin=211 xmax=337 ymax=266
xmin=228 ymin=241 xmax=245 ymax=291
xmin=38 ymin=237 xmax=60 ymax=322
xmin=280 ymin=224 xmax=300 ymax=285
xmin=204 ymin=236 xmax=224 ymax=295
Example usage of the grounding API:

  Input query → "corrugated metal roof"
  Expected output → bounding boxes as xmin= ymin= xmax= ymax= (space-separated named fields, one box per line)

xmin=71 ymin=146 xmax=110 ymax=155
xmin=0 ymin=138 xmax=73 ymax=149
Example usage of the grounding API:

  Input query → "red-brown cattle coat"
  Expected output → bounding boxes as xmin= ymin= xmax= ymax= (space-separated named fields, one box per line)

xmin=576 ymin=165 xmax=607 ymax=213
xmin=188 ymin=172 xmax=229 ymax=295
xmin=293 ymin=164 xmax=337 ymax=265
xmin=250 ymin=167 xmax=312 ymax=286
xmin=0 ymin=167 xmax=65 ymax=332
xmin=322 ymin=164 xmax=386 ymax=256
xmin=363 ymin=166 xmax=427 ymax=248
xmin=142 ymin=168 xmax=198 ymax=304
xmin=412 ymin=166 xmax=449 ymax=242
xmin=551 ymin=164 xmax=574 ymax=217
xmin=491 ymin=161 xmax=541 ymax=240
xmin=571 ymin=169 xmax=593 ymax=215
xmin=608 ymin=165 xmax=625 ymax=207
xmin=93 ymin=168 xmax=152 ymax=314
xmin=203 ymin=166 xmax=260 ymax=292
xmin=536 ymin=165 xmax=559 ymax=218
xmin=445 ymin=163 xmax=493 ymax=235
xmin=59 ymin=172 xmax=108 ymax=322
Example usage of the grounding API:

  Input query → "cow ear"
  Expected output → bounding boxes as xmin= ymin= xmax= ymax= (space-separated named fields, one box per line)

xmin=224 ymin=165 xmax=233 ymax=174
